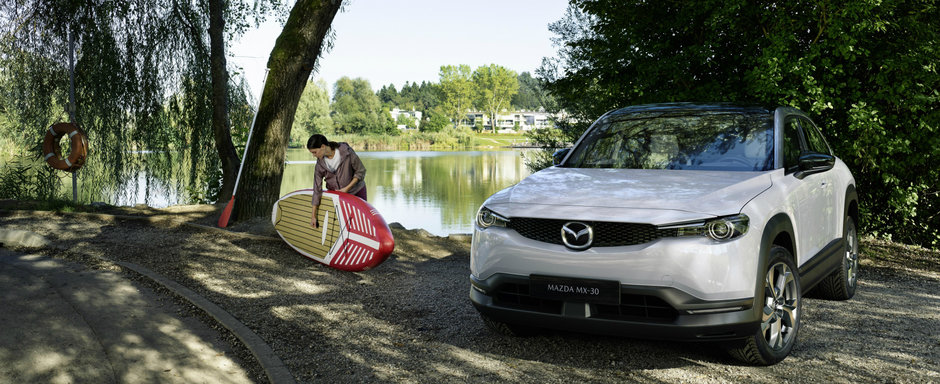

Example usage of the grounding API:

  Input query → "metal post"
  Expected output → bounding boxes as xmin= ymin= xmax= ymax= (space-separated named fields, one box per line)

xmin=68 ymin=26 xmax=77 ymax=203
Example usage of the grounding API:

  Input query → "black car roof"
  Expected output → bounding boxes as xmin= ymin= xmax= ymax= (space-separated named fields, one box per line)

xmin=607 ymin=102 xmax=772 ymax=117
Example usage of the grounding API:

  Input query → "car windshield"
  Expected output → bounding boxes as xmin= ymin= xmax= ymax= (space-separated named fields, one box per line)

xmin=564 ymin=112 xmax=774 ymax=171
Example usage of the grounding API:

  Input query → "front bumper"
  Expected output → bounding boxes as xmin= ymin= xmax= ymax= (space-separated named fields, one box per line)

xmin=470 ymin=273 xmax=760 ymax=341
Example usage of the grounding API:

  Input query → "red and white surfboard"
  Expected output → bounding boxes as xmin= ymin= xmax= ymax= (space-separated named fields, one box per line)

xmin=272 ymin=190 xmax=395 ymax=271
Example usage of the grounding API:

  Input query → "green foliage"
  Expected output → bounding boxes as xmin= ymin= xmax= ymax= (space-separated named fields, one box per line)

xmin=473 ymin=64 xmax=519 ymax=133
xmin=439 ymin=64 xmax=475 ymax=127
xmin=377 ymin=84 xmax=400 ymax=107
xmin=396 ymin=113 xmax=416 ymax=129
xmin=329 ymin=129 xmax=473 ymax=150
xmin=422 ymin=107 xmax=451 ymax=133
xmin=331 ymin=76 xmax=386 ymax=134
xmin=0 ymin=0 xmax=279 ymax=206
xmin=512 ymin=71 xmax=554 ymax=111
xmin=291 ymin=79 xmax=333 ymax=146
xmin=537 ymin=0 xmax=940 ymax=248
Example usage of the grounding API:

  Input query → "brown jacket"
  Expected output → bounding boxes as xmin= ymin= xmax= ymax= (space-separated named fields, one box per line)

xmin=312 ymin=142 xmax=366 ymax=205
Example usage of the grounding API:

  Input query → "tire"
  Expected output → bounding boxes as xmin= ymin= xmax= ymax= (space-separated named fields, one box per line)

xmin=728 ymin=246 xmax=802 ymax=365
xmin=816 ymin=215 xmax=859 ymax=300
xmin=480 ymin=314 xmax=539 ymax=337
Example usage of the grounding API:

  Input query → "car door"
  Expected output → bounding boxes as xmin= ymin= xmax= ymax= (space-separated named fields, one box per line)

xmin=798 ymin=118 xmax=838 ymax=250
xmin=778 ymin=115 xmax=829 ymax=265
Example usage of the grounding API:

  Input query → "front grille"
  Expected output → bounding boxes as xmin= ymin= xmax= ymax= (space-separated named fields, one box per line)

xmin=493 ymin=282 xmax=563 ymax=314
xmin=508 ymin=218 xmax=677 ymax=247
xmin=594 ymin=295 xmax=678 ymax=322
xmin=492 ymin=283 xmax=678 ymax=322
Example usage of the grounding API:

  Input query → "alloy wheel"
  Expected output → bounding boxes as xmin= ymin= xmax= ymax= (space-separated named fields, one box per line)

xmin=845 ymin=220 xmax=859 ymax=290
xmin=761 ymin=261 xmax=799 ymax=351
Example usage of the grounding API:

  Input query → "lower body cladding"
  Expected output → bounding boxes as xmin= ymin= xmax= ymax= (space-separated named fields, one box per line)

xmin=470 ymin=273 xmax=760 ymax=341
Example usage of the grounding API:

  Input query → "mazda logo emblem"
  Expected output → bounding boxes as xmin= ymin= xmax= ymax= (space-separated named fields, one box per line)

xmin=561 ymin=222 xmax=593 ymax=250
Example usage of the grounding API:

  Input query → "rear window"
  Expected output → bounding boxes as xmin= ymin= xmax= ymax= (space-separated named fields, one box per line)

xmin=564 ymin=112 xmax=774 ymax=171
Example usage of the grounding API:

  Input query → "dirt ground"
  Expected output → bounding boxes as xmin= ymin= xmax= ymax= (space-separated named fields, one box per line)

xmin=1 ymin=201 xmax=938 ymax=383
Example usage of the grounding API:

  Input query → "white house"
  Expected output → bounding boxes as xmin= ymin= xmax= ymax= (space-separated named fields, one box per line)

xmin=466 ymin=110 xmax=553 ymax=132
xmin=389 ymin=107 xmax=422 ymax=130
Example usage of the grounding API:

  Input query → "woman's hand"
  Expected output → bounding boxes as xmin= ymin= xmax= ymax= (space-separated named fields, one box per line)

xmin=311 ymin=210 xmax=320 ymax=228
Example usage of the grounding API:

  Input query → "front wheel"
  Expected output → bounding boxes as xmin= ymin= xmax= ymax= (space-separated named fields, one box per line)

xmin=728 ymin=246 xmax=802 ymax=365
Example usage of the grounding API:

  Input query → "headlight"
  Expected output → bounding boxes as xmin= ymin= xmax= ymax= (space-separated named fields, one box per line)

xmin=663 ymin=214 xmax=749 ymax=241
xmin=476 ymin=207 xmax=509 ymax=229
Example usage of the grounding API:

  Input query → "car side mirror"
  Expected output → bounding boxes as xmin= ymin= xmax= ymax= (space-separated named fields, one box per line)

xmin=552 ymin=148 xmax=571 ymax=166
xmin=795 ymin=152 xmax=835 ymax=179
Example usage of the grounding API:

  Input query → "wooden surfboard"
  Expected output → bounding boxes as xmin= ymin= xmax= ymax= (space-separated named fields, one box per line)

xmin=271 ymin=189 xmax=395 ymax=271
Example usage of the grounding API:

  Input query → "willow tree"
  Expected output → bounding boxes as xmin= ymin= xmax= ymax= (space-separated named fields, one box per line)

xmin=0 ymin=0 xmax=279 ymax=205
xmin=232 ymin=0 xmax=344 ymax=221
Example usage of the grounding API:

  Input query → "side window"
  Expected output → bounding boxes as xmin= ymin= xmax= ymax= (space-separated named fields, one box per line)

xmin=800 ymin=118 xmax=832 ymax=156
xmin=783 ymin=117 xmax=803 ymax=172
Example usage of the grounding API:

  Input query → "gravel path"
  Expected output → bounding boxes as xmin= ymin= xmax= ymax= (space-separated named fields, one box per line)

xmin=1 ymin=209 xmax=938 ymax=383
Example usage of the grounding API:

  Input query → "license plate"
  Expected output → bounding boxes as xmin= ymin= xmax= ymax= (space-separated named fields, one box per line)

xmin=529 ymin=275 xmax=621 ymax=305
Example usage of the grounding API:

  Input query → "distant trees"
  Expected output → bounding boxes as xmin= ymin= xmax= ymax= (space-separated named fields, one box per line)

xmin=291 ymin=79 xmax=333 ymax=145
xmin=473 ymin=64 xmax=519 ymax=133
xmin=513 ymin=72 xmax=553 ymax=111
xmin=374 ymin=67 xmax=550 ymax=133
xmin=332 ymin=77 xmax=389 ymax=135
xmin=438 ymin=65 xmax=475 ymax=128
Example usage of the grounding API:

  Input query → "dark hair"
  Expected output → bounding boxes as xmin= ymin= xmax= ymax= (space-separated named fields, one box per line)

xmin=306 ymin=134 xmax=338 ymax=150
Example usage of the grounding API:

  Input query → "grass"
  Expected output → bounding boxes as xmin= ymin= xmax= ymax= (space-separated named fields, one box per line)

xmin=471 ymin=133 xmax=528 ymax=148
xmin=0 ymin=198 xmax=81 ymax=213
xmin=862 ymin=236 xmax=940 ymax=273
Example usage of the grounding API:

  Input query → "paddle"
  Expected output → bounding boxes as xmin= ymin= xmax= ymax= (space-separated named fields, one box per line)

xmin=218 ymin=69 xmax=268 ymax=228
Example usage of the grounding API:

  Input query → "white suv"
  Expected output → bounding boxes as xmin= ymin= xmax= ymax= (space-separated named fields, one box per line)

xmin=470 ymin=103 xmax=859 ymax=365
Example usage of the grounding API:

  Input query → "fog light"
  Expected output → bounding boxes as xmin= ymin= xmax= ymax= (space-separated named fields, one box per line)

xmin=686 ymin=306 xmax=746 ymax=315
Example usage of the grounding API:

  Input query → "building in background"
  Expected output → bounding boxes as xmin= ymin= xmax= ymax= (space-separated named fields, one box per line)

xmin=466 ymin=110 xmax=553 ymax=133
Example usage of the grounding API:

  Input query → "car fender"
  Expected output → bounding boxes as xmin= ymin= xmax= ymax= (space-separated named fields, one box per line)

xmin=844 ymin=184 xmax=858 ymax=227
xmin=750 ymin=213 xmax=796 ymax=319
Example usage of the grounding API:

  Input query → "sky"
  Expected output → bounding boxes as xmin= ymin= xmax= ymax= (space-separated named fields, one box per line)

xmin=229 ymin=0 xmax=570 ymax=97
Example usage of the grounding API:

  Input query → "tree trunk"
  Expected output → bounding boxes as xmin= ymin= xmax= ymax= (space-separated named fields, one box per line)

xmin=209 ymin=0 xmax=240 ymax=203
xmin=232 ymin=0 xmax=343 ymax=221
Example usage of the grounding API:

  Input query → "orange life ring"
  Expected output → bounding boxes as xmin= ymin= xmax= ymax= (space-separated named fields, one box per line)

xmin=43 ymin=122 xmax=89 ymax=172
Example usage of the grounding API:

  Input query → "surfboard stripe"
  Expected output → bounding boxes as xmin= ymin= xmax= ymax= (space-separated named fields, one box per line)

xmin=342 ymin=200 xmax=375 ymax=237
xmin=347 ymin=245 xmax=364 ymax=266
xmin=341 ymin=201 xmax=356 ymax=233
xmin=334 ymin=243 xmax=354 ymax=266
xmin=348 ymin=232 xmax=380 ymax=250
xmin=362 ymin=209 xmax=374 ymax=236
xmin=343 ymin=201 xmax=362 ymax=232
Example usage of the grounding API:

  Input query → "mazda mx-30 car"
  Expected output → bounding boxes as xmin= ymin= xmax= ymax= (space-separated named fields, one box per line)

xmin=470 ymin=103 xmax=859 ymax=365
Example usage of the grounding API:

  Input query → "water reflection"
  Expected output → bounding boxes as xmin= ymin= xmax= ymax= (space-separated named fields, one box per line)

xmin=282 ymin=150 xmax=530 ymax=236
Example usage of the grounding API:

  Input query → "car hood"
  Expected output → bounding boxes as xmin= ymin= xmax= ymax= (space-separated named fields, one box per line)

xmin=486 ymin=167 xmax=773 ymax=225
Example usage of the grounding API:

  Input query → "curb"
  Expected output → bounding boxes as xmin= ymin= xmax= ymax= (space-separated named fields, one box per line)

xmin=117 ymin=261 xmax=296 ymax=384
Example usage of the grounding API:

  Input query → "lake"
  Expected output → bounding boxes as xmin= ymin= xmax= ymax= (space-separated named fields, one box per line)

xmin=94 ymin=150 xmax=532 ymax=236
xmin=283 ymin=149 xmax=531 ymax=236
